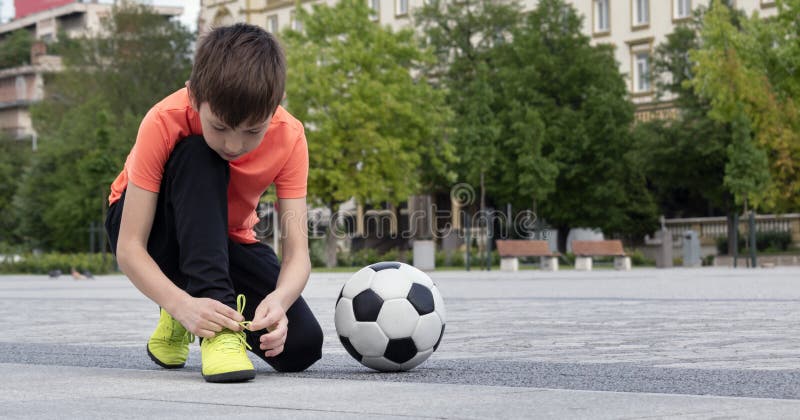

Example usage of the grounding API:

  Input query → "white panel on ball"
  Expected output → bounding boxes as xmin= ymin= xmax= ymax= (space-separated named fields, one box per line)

xmin=432 ymin=286 xmax=446 ymax=323
xmin=334 ymin=298 xmax=357 ymax=337
xmin=412 ymin=313 xmax=443 ymax=351
xmin=399 ymin=263 xmax=434 ymax=288
xmin=370 ymin=269 xmax=413 ymax=300
xmin=400 ymin=348 xmax=433 ymax=371
xmin=376 ymin=299 xmax=420 ymax=339
xmin=348 ymin=323 xmax=389 ymax=357
xmin=361 ymin=357 xmax=401 ymax=372
xmin=341 ymin=267 xmax=374 ymax=298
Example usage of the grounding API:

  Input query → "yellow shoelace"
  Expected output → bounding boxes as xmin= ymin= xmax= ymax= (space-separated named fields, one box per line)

xmin=213 ymin=294 xmax=252 ymax=353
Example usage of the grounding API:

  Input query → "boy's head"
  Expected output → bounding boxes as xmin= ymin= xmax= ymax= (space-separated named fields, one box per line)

xmin=189 ymin=23 xmax=286 ymax=129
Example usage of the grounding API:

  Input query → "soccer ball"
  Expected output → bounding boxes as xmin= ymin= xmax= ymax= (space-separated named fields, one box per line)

xmin=335 ymin=261 xmax=446 ymax=372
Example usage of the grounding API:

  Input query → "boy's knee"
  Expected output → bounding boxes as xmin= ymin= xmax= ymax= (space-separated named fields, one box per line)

xmin=171 ymin=136 xmax=220 ymax=164
xmin=273 ymin=330 xmax=323 ymax=373
xmin=165 ymin=135 xmax=228 ymax=180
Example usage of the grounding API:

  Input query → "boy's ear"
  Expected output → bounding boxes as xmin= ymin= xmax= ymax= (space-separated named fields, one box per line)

xmin=185 ymin=81 xmax=198 ymax=110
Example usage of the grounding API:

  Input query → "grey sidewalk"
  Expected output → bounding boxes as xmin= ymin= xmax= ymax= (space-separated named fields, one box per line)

xmin=2 ymin=267 xmax=800 ymax=418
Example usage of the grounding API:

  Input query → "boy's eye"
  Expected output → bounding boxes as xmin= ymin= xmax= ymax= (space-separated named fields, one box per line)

xmin=212 ymin=125 xmax=226 ymax=131
xmin=248 ymin=130 xmax=262 ymax=135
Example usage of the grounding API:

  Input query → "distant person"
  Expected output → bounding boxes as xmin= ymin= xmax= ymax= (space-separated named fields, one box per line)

xmin=105 ymin=24 xmax=322 ymax=383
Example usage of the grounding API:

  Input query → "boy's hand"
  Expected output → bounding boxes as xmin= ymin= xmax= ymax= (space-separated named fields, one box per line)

xmin=249 ymin=293 xmax=289 ymax=358
xmin=172 ymin=296 xmax=244 ymax=338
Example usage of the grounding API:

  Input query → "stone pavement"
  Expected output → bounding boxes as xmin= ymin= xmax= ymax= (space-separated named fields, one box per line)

xmin=2 ymin=267 xmax=800 ymax=418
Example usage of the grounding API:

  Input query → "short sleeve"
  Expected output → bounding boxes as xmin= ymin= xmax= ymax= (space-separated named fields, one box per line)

xmin=274 ymin=129 xmax=309 ymax=199
xmin=126 ymin=107 xmax=171 ymax=193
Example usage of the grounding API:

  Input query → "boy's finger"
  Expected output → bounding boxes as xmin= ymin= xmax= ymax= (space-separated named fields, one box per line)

xmin=195 ymin=328 xmax=216 ymax=339
xmin=216 ymin=302 xmax=244 ymax=322
xmin=213 ymin=312 xmax=240 ymax=331
xmin=250 ymin=307 xmax=276 ymax=331
xmin=249 ymin=304 xmax=269 ymax=330
xmin=261 ymin=311 xmax=283 ymax=331
xmin=264 ymin=345 xmax=285 ymax=358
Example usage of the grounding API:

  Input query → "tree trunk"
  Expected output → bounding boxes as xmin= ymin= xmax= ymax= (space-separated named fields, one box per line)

xmin=726 ymin=212 xmax=736 ymax=256
xmin=325 ymin=202 xmax=338 ymax=268
xmin=557 ymin=226 xmax=569 ymax=254
xmin=325 ymin=226 xmax=338 ymax=268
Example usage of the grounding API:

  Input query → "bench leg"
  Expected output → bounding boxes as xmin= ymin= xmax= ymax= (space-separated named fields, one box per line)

xmin=614 ymin=256 xmax=631 ymax=271
xmin=575 ymin=257 xmax=592 ymax=271
xmin=500 ymin=257 xmax=519 ymax=272
xmin=540 ymin=256 xmax=558 ymax=272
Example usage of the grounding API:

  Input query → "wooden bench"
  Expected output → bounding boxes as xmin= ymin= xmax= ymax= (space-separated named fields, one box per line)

xmin=571 ymin=240 xmax=631 ymax=271
xmin=495 ymin=240 xmax=561 ymax=272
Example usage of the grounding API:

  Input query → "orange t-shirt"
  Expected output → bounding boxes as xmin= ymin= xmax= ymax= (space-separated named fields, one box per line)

xmin=108 ymin=88 xmax=308 ymax=244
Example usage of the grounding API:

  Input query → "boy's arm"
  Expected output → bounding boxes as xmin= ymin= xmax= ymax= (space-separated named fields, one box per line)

xmin=116 ymin=182 xmax=243 ymax=337
xmin=249 ymin=197 xmax=311 ymax=357
xmin=274 ymin=197 xmax=312 ymax=307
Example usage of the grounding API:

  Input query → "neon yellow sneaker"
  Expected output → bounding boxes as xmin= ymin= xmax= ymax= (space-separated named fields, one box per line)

xmin=147 ymin=308 xmax=195 ymax=369
xmin=201 ymin=294 xmax=255 ymax=383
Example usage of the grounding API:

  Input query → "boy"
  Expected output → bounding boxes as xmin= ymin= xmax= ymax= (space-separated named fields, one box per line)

xmin=105 ymin=23 xmax=322 ymax=383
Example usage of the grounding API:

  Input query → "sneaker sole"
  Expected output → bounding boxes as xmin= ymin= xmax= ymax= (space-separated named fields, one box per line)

xmin=202 ymin=369 xmax=256 ymax=383
xmin=146 ymin=344 xmax=186 ymax=369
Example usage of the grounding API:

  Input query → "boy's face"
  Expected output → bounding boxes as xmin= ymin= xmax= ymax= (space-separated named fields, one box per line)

xmin=196 ymin=102 xmax=272 ymax=162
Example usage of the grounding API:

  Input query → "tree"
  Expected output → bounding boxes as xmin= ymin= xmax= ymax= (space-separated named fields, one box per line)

xmin=633 ymin=6 xmax=734 ymax=218
xmin=418 ymin=0 xmax=655 ymax=248
xmin=14 ymin=1 xmax=193 ymax=251
xmin=689 ymin=0 xmax=800 ymax=211
xmin=415 ymin=0 xmax=525 ymax=207
xmin=0 ymin=139 xmax=32 ymax=244
xmin=283 ymin=0 xmax=453 ymax=265
xmin=0 ymin=29 xmax=33 ymax=69
xmin=497 ymin=0 xmax=656 ymax=246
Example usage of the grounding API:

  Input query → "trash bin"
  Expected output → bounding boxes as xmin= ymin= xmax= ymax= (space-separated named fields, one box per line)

xmin=683 ymin=230 xmax=701 ymax=267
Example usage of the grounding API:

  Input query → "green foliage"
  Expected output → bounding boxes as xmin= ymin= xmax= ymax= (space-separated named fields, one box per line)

xmin=635 ymin=10 xmax=735 ymax=218
xmin=435 ymin=249 xmax=465 ymax=267
xmin=283 ymin=0 xmax=454 ymax=208
xmin=723 ymin=111 xmax=771 ymax=207
xmin=336 ymin=247 xmax=411 ymax=267
xmin=308 ymin=238 xmax=327 ymax=268
xmin=418 ymin=0 xmax=656 ymax=239
xmin=0 ymin=29 xmax=33 ymax=69
xmin=689 ymin=0 xmax=800 ymax=210
xmin=715 ymin=230 xmax=793 ymax=254
xmin=0 ymin=140 xmax=32 ymax=243
xmin=415 ymin=0 xmax=523 ymax=191
xmin=0 ymin=252 xmax=116 ymax=274
xmin=13 ymin=2 xmax=192 ymax=251
xmin=629 ymin=249 xmax=655 ymax=267
xmin=501 ymin=0 xmax=656 ymax=236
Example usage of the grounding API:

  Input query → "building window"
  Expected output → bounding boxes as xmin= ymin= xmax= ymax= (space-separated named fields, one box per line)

xmin=290 ymin=11 xmax=302 ymax=31
xmin=634 ymin=52 xmax=651 ymax=93
xmin=673 ymin=0 xmax=691 ymax=20
xmin=369 ymin=0 xmax=380 ymax=21
xmin=267 ymin=15 xmax=278 ymax=33
xmin=760 ymin=0 xmax=776 ymax=7
xmin=594 ymin=0 xmax=609 ymax=34
xmin=396 ymin=0 xmax=409 ymax=16
xmin=633 ymin=0 xmax=649 ymax=28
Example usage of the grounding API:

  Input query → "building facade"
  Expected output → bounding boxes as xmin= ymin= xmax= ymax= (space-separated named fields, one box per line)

xmin=198 ymin=0 xmax=779 ymax=121
xmin=0 ymin=1 xmax=182 ymax=142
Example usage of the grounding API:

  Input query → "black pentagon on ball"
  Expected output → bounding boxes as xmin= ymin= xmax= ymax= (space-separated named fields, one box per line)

xmin=406 ymin=283 xmax=435 ymax=315
xmin=433 ymin=324 xmax=445 ymax=351
xmin=336 ymin=287 xmax=343 ymax=305
xmin=352 ymin=289 xmax=383 ymax=322
xmin=339 ymin=336 xmax=362 ymax=362
xmin=369 ymin=261 xmax=402 ymax=272
xmin=384 ymin=337 xmax=418 ymax=364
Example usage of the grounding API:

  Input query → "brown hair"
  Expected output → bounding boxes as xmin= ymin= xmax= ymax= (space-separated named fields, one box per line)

xmin=189 ymin=23 xmax=286 ymax=128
